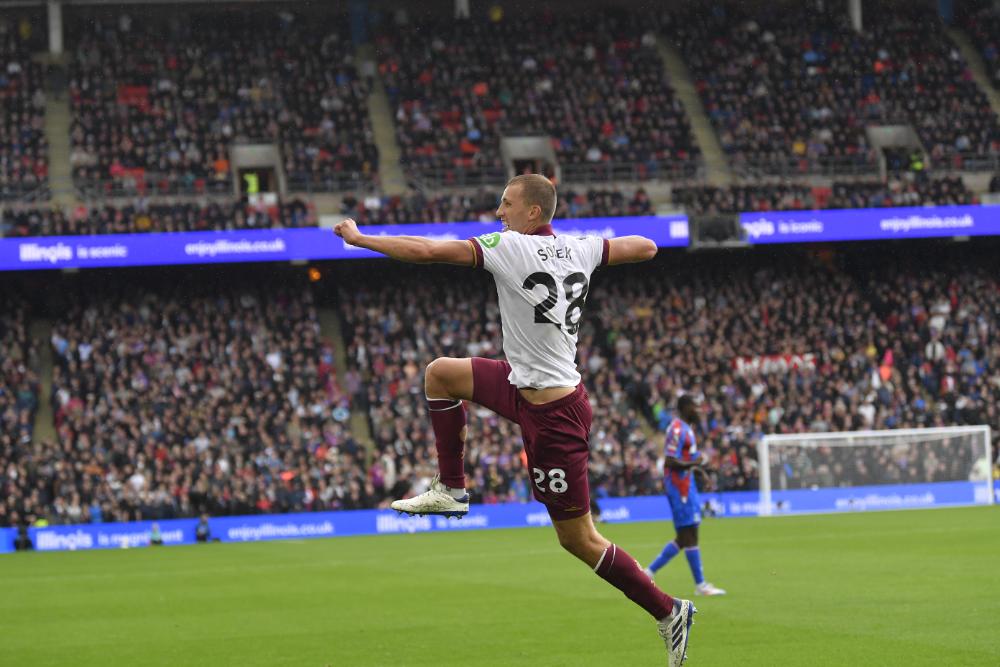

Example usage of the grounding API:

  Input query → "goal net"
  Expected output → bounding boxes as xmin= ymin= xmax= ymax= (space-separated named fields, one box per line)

xmin=758 ymin=426 xmax=993 ymax=516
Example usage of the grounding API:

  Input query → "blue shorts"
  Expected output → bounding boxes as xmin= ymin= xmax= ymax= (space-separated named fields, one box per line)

xmin=665 ymin=484 xmax=702 ymax=529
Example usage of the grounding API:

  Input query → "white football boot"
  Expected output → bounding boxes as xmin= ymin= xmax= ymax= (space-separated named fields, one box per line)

xmin=657 ymin=598 xmax=696 ymax=666
xmin=695 ymin=582 xmax=727 ymax=596
xmin=643 ymin=566 xmax=656 ymax=580
xmin=390 ymin=474 xmax=469 ymax=518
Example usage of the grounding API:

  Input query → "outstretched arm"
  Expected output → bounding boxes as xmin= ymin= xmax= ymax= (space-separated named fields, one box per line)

xmin=607 ymin=235 xmax=657 ymax=265
xmin=334 ymin=219 xmax=476 ymax=266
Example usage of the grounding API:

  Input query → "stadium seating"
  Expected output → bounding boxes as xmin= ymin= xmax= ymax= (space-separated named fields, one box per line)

xmin=662 ymin=3 xmax=1000 ymax=175
xmin=671 ymin=176 xmax=974 ymax=214
xmin=671 ymin=183 xmax=818 ymax=214
xmin=23 ymin=285 xmax=356 ymax=524
xmin=2 ymin=244 xmax=998 ymax=524
xmin=342 ymin=189 xmax=500 ymax=226
xmin=0 ymin=23 xmax=47 ymax=200
xmin=67 ymin=11 xmax=377 ymax=196
xmin=3 ymin=174 xmax=972 ymax=238
xmin=343 ymin=187 xmax=653 ymax=225
xmin=376 ymin=9 xmax=699 ymax=186
xmin=4 ymin=4 xmax=1000 ymax=207
xmin=340 ymin=251 xmax=1000 ymax=501
xmin=6 ymin=3 xmax=1000 ymax=527
xmin=1 ymin=197 xmax=314 ymax=236
xmin=828 ymin=175 xmax=975 ymax=209
xmin=963 ymin=7 xmax=1000 ymax=92
xmin=595 ymin=250 xmax=998 ymax=493
xmin=0 ymin=296 xmax=41 ymax=528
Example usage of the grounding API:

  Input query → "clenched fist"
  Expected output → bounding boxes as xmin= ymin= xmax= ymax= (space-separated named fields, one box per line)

xmin=334 ymin=218 xmax=363 ymax=246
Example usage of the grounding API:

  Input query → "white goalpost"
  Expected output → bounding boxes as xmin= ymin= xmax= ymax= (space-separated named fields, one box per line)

xmin=758 ymin=426 xmax=993 ymax=516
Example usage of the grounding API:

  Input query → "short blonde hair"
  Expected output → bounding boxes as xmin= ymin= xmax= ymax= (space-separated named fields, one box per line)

xmin=507 ymin=174 xmax=557 ymax=224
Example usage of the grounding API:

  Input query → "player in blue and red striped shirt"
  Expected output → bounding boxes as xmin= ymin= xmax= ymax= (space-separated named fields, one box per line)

xmin=644 ymin=395 xmax=726 ymax=596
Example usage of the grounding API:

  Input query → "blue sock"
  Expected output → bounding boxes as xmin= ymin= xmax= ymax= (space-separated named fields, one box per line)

xmin=685 ymin=547 xmax=705 ymax=585
xmin=648 ymin=541 xmax=680 ymax=573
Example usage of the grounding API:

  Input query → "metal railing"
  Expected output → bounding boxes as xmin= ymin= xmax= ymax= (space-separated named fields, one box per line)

xmin=404 ymin=159 xmax=704 ymax=190
xmin=402 ymin=165 xmax=508 ymax=190
xmin=286 ymin=172 xmax=376 ymax=194
xmin=4 ymin=153 xmax=995 ymax=208
xmin=73 ymin=174 xmax=233 ymax=200
xmin=726 ymin=151 xmax=1000 ymax=179
xmin=560 ymin=159 xmax=703 ymax=185
xmin=74 ymin=173 xmax=377 ymax=198
xmin=932 ymin=152 xmax=1000 ymax=173
xmin=1 ymin=181 xmax=52 ymax=203
xmin=731 ymin=154 xmax=880 ymax=179
xmin=1 ymin=197 xmax=320 ymax=239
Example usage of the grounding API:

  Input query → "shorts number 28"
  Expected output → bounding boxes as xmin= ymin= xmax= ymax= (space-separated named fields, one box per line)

xmin=533 ymin=467 xmax=568 ymax=493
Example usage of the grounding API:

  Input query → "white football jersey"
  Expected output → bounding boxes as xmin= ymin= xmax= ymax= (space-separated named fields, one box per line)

xmin=470 ymin=227 xmax=609 ymax=388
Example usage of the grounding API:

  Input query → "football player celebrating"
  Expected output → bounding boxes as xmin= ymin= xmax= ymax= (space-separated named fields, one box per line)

xmin=335 ymin=174 xmax=696 ymax=665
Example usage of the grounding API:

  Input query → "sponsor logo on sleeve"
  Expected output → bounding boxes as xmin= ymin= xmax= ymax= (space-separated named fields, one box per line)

xmin=478 ymin=232 xmax=502 ymax=249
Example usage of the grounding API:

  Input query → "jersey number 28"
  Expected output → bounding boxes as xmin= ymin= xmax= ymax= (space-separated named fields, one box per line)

xmin=522 ymin=271 xmax=590 ymax=335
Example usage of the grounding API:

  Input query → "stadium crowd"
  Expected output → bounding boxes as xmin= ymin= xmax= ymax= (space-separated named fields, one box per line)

xmin=341 ymin=187 xmax=653 ymax=225
xmin=963 ymin=6 xmax=1000 ymax=91
xmin=2 ymin=174 xmax=973 ymax=238
xmin=1 ymin=284 xmax=360 ymax=527
xmin=599 ymin=249 xmax=999 ymax=492
xmin=1 ymin=172 xmax=975 ymax=238
xmin=376 ymin=9 xmax=699 ymax=185
xmin=1 ymin=244 xmax=998 ymax=527
xmin=68 ymin=10 xmax=377 ymax=194
xmin=0 ymin=296 xmax=41 ymax=529
xmin=671 ymin=175 xmax=974 ymax=214
xmin=1 ymin=197 xmax=313 ymax=236
xmin=340 ymin=247 xmax=1000 ymax=505
xmin=5 ymin=0 xmax=1000 ymax=528
xmin=5 ymin=3 xmax=1000 ymax=204
xmin=662 ymin=3 xmax=1000 ymax=174
xmin=0 ymin=18 xmax=47 ymax=200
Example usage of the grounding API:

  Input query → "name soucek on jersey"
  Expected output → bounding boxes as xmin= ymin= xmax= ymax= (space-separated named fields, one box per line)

xmin=469 ymin=228 xmax=609 ymax=389
xmin=664 ymin=418 xmax=701 ymax=499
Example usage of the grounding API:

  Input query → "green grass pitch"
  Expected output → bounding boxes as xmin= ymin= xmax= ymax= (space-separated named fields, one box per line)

xmin=3 ymin=506 xmax=998 ymax=666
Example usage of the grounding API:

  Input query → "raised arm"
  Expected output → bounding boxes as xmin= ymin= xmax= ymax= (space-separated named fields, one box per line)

xmin=607 ymin=235 xmax=657 ymax=265
xmin=334 ymin=219 xmax=476 ymax=266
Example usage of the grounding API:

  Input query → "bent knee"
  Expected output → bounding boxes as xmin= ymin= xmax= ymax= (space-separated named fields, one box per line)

xmin=557 ymin=533 xmax=584 ymax=557
xmin=556 ymin=530 xmax=602 ymax=560
xmin=425 ymin=357 xmax=455 ymax=389
xmin=425 ymin=357 xmax=472 ymax=399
